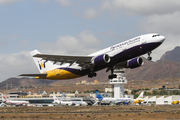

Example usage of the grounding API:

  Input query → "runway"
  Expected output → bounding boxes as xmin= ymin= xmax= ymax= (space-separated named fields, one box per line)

xmin=0 ymin=105 xmax=180 ymax=120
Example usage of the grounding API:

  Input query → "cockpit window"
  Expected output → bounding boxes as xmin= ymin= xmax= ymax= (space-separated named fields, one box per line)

xmin=152 ymin=34 xmax=160 ymax=37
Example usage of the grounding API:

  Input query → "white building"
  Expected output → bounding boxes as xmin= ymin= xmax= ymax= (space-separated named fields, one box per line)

xmin=143 ymin=95 xmax=180 ymax=105
xmin=110 ymin=69 xmax=127 ymax=98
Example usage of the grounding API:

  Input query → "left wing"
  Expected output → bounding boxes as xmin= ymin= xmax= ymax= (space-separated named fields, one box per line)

xmin=33 ymin=54 xmax=93 ymax=67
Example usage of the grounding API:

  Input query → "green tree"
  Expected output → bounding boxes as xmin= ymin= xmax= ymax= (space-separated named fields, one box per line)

xmin=158 ymin=90 xmax=167 ymax=95
xmin=152 ymin=90 xmax=158 ymax=95
xmin=124 ymin=91 xmax=128 ymax=95
xmin=134 ymin=94 xmax=139 ymax=99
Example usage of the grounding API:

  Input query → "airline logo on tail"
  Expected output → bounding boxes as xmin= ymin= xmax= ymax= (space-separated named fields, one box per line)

xmin=2 ymin=96 xmax=7 ymax=102
xmin=38 ymin=61 xmax=46 ymax=70
xmin=2 ymin=94 xmax=12 ymax=104
xmin=96 ymin=90 xmax=103 ymax=100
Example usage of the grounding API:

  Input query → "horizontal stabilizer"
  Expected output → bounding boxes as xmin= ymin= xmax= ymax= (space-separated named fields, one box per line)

xmin=19 ymin=74 xmax=47 ymax=77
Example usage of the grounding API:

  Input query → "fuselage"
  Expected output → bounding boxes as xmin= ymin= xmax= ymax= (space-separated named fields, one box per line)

xmin=99 ymin=97 xmax=144 ymax=104
xmin=36 ymin=33 xmax=165 ymax=80
xmin=4 ymin=101 xmax=29 ymax=105
xmin=54 ymin=99 xmax=87 ymax=106
xmin=2 ymin=96 xmax=29 ymax=105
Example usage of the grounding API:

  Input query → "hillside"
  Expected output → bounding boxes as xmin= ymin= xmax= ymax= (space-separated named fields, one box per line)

xmin=160 ymin=46 xmax=180 ymax=62
xmin=0 ymin=78 xmax=57 ymax=89
xmin=126 ymin=58 xmax=180 ymax=80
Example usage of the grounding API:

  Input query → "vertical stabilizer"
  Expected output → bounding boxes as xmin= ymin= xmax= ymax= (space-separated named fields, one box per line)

xmin=53 ymin=95 xmax=60 ymax=104
xmin=30 ymin=50 xmax=59 ymax=73
xmin=137 ymin=92 xmax=144 ymax=99
xmin=1 ymin=94 xmax=7 ymax=102
xmin=96 ymin=90 xmax=103 ymax=100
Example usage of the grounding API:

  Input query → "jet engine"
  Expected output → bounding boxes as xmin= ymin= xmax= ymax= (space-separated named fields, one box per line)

xmin=91 ymin=54 xmax=111 ymax=66
xmin=126 ymin=57 xmax=144 ymax=69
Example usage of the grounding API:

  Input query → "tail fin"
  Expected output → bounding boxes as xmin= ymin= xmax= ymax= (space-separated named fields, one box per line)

xmin=1 ymin=94 xmax=7 ymax=102
xmin=31 ymin=50 xmax=58 ymax=73
xmin=53 ymin=95 xmax=60 ymax=104
xmin=96 ymin=90 xmax=103 ymax=100
xmin=137 ymin=92 xmax=144 ymax=99
xmin=53 ymin=95 xmax=59 ymax=102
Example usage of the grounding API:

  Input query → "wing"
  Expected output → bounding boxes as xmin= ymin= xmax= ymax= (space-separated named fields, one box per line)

xmin=33 ymin=54 xmax=93 ymax=67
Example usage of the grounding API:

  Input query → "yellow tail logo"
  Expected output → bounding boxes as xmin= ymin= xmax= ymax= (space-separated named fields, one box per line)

xmin=38 ymin=61 xmax=46 ymax=70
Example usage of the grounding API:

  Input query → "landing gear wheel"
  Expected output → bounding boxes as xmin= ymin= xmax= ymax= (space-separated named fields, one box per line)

xmin=108 ymin=75 xmax=112 ymax=79
xmin=93 ymin=73 xmax=97 ymax=77
xmin=147 ymin=56 xmax=152 ymax=61
xmin=88 ymin=74 xmax=93 ymax=78
xmin=147 ymin=51 xmax=152 ymax=61
xmin=108 ymin=74 xmax=117 ymax=79
xmin=88 ymin=72 xmax=97 ymax=78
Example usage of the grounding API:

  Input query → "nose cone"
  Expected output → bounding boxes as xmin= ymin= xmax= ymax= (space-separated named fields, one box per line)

xmin=159 ymin=36 xmax=165 ymax=43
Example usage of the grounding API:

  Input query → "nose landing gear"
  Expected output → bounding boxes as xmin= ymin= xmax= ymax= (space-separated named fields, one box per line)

xmin=147 ymin=51 xmax=152 ymax=61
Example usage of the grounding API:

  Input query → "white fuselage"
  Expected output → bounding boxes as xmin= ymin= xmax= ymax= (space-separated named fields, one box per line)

xmin=20 ymin=33 xmax=165 ymax=80
xmin=2 ymin=96 xmax=29 ymax=105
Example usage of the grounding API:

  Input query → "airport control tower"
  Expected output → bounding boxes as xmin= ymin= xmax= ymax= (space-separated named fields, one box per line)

xmin=110 ymin=69 xmax=127 ymax=98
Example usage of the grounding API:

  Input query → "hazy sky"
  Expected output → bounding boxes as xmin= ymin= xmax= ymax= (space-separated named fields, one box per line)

xmin=0 ymin=0 xmax=180 ymax=82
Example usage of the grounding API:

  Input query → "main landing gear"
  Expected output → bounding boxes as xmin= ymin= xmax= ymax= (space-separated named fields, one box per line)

xmin=147 ymin=51 xmax=152 ymax=61
xmin=88 ymin=72 xmax=97 ymax=78
xmin=108 ymin=66 xmax=117 ymax=79
xmin=108 ymin=74 xmax=117 ymax=79
xmin=88 ymin=68 xmax=97 ymax=78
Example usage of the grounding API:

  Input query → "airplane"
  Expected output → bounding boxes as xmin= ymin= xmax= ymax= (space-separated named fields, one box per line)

xmin=53 ymin=95 xmax=87 ymax=106
xmin=94 ymin=90 xmax=144 ymax=106
xmin=53 ymin=95 xmax=73 ymax=106
xmin=20 ymin=33 xmax=165 ymax=80
xmin=1 ymin=93 xmax=30 ymax=106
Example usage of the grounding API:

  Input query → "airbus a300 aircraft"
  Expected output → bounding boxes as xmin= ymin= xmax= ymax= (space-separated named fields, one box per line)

xmin=20 ymin=33 xmax=165 ymax=80
xmin=1 ymin=94 xmax=29 ymax=107
xmin=94 ymin=90 xmax=144 ymax=105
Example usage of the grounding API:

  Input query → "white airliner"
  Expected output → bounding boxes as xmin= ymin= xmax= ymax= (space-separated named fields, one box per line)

xmin=53 ymin=96 xmax=87 ymax=106
xmin=20 ymin=33 xmax=165 ymax=80
xmin=1 ymin=94 xmax=29 ymax=106
xmin=94 ymin=90 xmax=144 ymax=106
